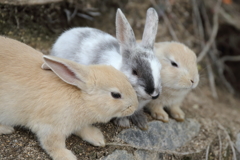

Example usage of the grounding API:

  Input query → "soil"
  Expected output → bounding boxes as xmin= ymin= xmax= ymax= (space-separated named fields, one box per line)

xmin=0 ymin=0 xmax=239 ymax=160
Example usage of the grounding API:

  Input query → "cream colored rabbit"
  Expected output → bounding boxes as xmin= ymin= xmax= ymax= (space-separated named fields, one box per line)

xmin=0 ymin=36 xmax=138 ymax=160
xmin=147 ymin=42 xmax=199 ymax=122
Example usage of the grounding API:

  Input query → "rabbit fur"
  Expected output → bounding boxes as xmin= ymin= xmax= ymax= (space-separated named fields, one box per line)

xmin=50 ymin=8 xmax=162 ymax=130
xmin=0 ymin=36 xmax=138 ymax=160
xmin=146 ymin=42 xmax=199 ymax=122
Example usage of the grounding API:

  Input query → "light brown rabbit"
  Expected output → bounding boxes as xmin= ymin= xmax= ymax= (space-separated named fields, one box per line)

xmin=0 ymin=36 xmax=138 ymax=160
xmin=147 ymin=42 xmax=199 ymax=122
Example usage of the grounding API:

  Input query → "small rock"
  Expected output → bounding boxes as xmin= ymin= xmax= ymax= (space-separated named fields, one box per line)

xmin=102 ymin=150 xmax=134 ymax=160
xmin=192 ymin=104 xmax=199 ymax=109
xmin=118 ymin=119 xmax=200 ymax=151
xmin=134 ymin=150 xmax=163 ymax=160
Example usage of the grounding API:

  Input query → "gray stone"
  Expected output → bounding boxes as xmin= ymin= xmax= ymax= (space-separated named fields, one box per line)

xmin=134 ymin=150 xmax=163 ymax=160
xmin=236 ymin=133 xmax=240 ymax=153
xmin=118 ymin=119 xmax=200 ymax=150
xmin=102 ymin=150 xmax=134 ymax=160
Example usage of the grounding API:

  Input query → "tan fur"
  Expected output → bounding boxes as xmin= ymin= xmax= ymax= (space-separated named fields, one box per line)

xmin=0 ymin=36 xmax=138 ymax=160
xmin=147 ymin=42 xmax=199 ymax=122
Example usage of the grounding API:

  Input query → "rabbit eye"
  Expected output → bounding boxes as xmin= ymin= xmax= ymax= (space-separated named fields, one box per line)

xmin=111 ymin=92 xmax=121 ymax=99
xmin=132 ymin=69 xmax=138 ymax=76
xmin=171 ymin=61 xmax=178 ymax=67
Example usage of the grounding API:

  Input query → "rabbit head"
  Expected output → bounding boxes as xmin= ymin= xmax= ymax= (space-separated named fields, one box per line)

xmin=42 ymin=56 xmax=138 ymax=119
xmin=155 ymin=42 xmax=199 ymax=90
xmin=116 ymin=8 xmax=162 ymax=102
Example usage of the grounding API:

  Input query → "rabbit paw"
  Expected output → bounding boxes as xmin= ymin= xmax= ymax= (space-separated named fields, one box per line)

xmin=113 ymin=117 xmax=131 ymax=128
xmin=52 ymin=149 xmax=77 ymax=160
xmin=149 ymin=107 xmax=169 ymax=122
xmin=169 ymin=107 xmax=185 ymax=122
xmin=130 ymin=110 xmax=148 ymax=130
xmin=75 ymin=126 xmax=105 ymax=147
xmin=0 ymin=125 xmax=14 ymax=135
xmin=38 ymin=131 xmax=77 ymax=160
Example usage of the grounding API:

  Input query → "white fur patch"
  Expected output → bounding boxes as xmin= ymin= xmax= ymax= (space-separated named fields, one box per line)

xmin=150 ymin=58 xmax=162 ymax=93
xmin=183 ymin=46 xmax=187 ymax=51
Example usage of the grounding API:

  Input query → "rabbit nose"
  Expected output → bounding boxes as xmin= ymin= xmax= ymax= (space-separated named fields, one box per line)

xmin=151 ymin=93 xmax=159 ymax=99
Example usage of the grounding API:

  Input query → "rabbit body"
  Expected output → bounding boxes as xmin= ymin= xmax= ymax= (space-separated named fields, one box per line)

xmin=147 ymin=42 xmax=199 ymax=122
xmin=0 ymin=36 xmax=138 ymax=160
xmin=51 ymin=27 xmax=122 ymax=73
xmin=51 ymin=8 xmax=162 ymax=130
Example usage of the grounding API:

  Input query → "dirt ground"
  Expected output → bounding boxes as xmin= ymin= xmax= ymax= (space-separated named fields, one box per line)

xmin=0 ymin=0 xmax=240 ymax=159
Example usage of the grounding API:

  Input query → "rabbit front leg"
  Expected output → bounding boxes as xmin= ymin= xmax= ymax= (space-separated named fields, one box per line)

xmin=147 ymin=102 xmax=169 ymax=122
xmin=74 ymin=125 xmax=105 ymax=147
xmin=168 ymin=104 xmax=185 ymax=122
xmin=38 ymin=131 xmax=77 ymax=160
xmin=113 ymin=110 xmax=148 ymax=130
xmin=0 ymin=124 xmax=14 ymax=135
xmin=113 ymin=117 xmax=131 ymax=128
xmin=129 ymin=109 xmax=148 ymax=130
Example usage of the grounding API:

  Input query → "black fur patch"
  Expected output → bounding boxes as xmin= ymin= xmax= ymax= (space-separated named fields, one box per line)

xmin=122 ymin=49 xmax=131 ymax=59
xmin=134 ymin=55 xmax=155 ymax=95
xmin=112 ymin=109 xmax=148 ymax=130
xmin=129 ymin=109 xmax=148 ymax=130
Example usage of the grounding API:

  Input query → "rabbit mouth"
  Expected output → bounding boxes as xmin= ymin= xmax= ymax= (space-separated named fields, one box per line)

xmin=122 ymin=105 xmax=135 ymax=116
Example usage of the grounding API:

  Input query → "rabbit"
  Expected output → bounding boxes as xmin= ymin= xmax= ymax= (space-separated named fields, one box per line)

xmin=50 ymin=8 xmax=162 ymax=130
xmin=146 ymin=41 xmax=199 ymax=122
xmin=0 ymin=36 xmax=138 ymax=160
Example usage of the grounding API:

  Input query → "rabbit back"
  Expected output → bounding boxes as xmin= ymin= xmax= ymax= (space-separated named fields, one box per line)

xmin=0 ymin=36 xmax=82 ymax=133
xmin=51 ymin=27 xmax=122 ymax=70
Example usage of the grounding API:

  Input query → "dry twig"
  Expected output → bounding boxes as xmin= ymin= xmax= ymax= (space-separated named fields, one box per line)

xmin=217 ymin=122 xmax=237 ymax=160
xmin=64 ymin=8 xmax=78 ymax=23
xmin=218 ymin=132 xmax=222 ymax=160
xmin=220 ymin=55 xmax=240 ymax=63
xmin=200 ymin=0 xmax=235 ymax=94
xmin=206 ymin=58 xmax=218 ymax=98
xmin=14 ymin=16 xmax=20 ymax=29
xmin=192 ymin=0 xmax=205 ymax=48
xmin=150 ymin=0 xmax=179 ymax=41
xmin=192 ymin=0 xmax=218 ymax=98
xmin=197 ymin=0 xmax=222 ymax=62
xmin=205 ymin=145 xmax=210 ymax=160
xmin=218 ymin=64 xmax=235 ymax=94
xmin=200 ymin=2 xmax=218 ymax=51
xmin=0 ymin=0 xmax=63 ymax=5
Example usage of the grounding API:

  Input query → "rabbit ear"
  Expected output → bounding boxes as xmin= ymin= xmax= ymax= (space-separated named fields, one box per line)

xmin=116 ymin=8 xmax=136 ymax=51
xmin=41 ymin=63 xmax=51 ymax=70
xmin=43 ymin=55 xmax=89 ymax=89
xmin=141 ymin=8 xmax=159 ymax=50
